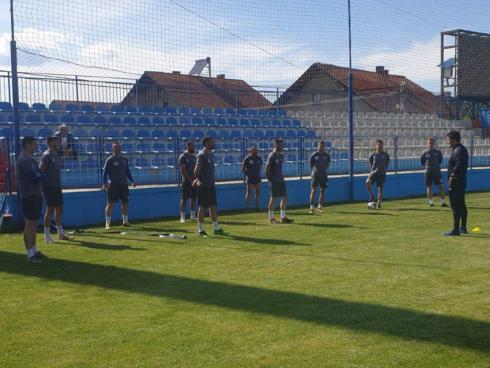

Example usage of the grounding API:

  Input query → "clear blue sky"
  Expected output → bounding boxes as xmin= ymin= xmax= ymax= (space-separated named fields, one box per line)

xmin=0 ymin=0 xmax=489 ymax=91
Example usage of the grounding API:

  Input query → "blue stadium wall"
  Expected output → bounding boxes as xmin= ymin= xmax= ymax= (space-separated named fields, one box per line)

xmin=5 ymin=168 xmax=490 ymax=228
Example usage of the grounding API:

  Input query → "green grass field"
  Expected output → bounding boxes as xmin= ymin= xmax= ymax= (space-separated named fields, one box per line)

xmin=1 ymin=193 xmax=489 ymax=368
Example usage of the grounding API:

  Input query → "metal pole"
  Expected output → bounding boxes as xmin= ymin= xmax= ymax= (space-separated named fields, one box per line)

xmin=75 ymin=75 xmax=79 ymax=102
xmin=9 ymin=0 xmax=21 ymax=157
xmin=347 ymin=0 xmax=355 ymax=201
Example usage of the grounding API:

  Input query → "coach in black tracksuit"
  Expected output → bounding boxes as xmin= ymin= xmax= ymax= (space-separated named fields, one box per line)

xmin=445 ymin=130 xmax=469 ymax=236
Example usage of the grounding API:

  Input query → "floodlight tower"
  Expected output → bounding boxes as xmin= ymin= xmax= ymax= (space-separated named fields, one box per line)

xmin=9 ymin=0 xmax=21 ymax=156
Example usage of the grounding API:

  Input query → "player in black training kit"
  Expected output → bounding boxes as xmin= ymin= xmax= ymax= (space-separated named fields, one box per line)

xmin=366 ymin=139 xmax=390 ymax=209
xmin=444 ymin=130 xmax=469 ymax=236
xmin=178 ymin=141 xmax=197 ymax=223
xmin=40 ymin=136 xmax=71 ymax=243
xmin=420 ymin=137 xmax=447 ymax=207
xmin=103 ymin=142 xmax=136 ymax=229
xmin=309 ymin=140 xmax=331 ymax=214
xmin=241 ymin=146 xmax=263 ymax=211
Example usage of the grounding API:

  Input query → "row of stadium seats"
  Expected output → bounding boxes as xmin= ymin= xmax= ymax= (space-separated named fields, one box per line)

xmin=0 ymin=113 xmax=302 ymax=128
xmin=293 ymin=111 xmax=441 ymax=120
xmin=0 ymin=126 xmax=317 ymax=139
xmin=0 ymin=101 xmax=287 ymax=117
xmin=311 ymin=119 xmax=469 ymax=129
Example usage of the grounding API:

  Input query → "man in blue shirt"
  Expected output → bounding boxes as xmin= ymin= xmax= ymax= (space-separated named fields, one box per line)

xmin=102 ymin=142 xmax=136 ymax=229
xmin=420 ymin=137 xmax=447 ymax=207
xmin=309 ymin=141 xmax=331 ymax=214
xmin=366 ymin=139 xmax=390 ymax=209
xmin=178 ymin=141 xmax=197 ymax=223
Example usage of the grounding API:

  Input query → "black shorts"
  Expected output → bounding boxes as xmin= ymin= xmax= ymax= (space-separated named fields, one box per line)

xmin=182 ymin=180 xmax=197 ymax=200
xmin=425 ymin=171 xmax=442 ymax=186
xmin=107 ymin=185 xmax=129 ymax=203
xmin=270 ymin=180 xmax=287 ymax=198
xmin=197 ymin=186 xmax=217 ymax=208
xmin=21 ymin=195 xmax=43 ymax=221
xmin=369 ymin=174 xmax=386 ymax=188
xmin=311 ymin=175 xmax=328 ymax=189
xmin=247 ymin=177 xmax=261 ymax=185
xmin=43 ymin=187 xmax=63 ymax=207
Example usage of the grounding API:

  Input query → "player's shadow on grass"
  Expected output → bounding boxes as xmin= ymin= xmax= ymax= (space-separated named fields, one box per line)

xmin=293 ymin=222 xmax=360 ymax=229
xmin=0 ymin=250 xmax=488 ymax=353
xmin=219 ymin=220 xmax=268 ymax=226
xmin=72 ymin=240 xmax=146 ymax=251
xmin=223 ymin=234 xmax=312 ymax=246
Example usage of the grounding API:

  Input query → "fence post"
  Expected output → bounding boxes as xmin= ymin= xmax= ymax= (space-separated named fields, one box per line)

xmin=299 ymin=136 xmax=304 ymax=180
xmin=97 ymin=136 xmax=103 ymax=186
xmin=75 ymin=75 xmax=79 ymax=102
xmin=175 ymin=136 xmax=180 ymax=186
xmin=394 ymin=135 xmax=398 ymax=174
xmin=7 ymin=71 xmax=11 ymax=104
xmin=469 ymin=134 xmax=474 ymax=169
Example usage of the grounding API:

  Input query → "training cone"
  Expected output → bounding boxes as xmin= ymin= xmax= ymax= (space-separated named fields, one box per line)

xmin=471 ymin=226 xmax=481 ymax=233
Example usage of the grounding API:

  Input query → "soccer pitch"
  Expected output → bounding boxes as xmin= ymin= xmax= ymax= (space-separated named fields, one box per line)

xmin=1 ymin=193 xmax=489 ymax=367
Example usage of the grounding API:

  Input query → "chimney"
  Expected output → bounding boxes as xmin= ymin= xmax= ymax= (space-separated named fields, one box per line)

xmin=172 ymin=71 xmax=181 ymax=74
xmin=217 ymin=74 xmax=226 ymax=79
xmin=375 ymin=66 xmax=389 ymax=75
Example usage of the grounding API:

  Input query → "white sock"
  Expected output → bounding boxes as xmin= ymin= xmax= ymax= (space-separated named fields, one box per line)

xmin=32 ymin=245 xmax=38 ymax=254
xmin=318 ymin=204 xmax=323 ymax=209
xmin=212 ymin=221 xmax=220 ymax=231
xmin=56 ymin=226 xmax=64 ymax=235
xmin=310 ymin=204 xmax=314 ymax=210
xmin=27 ymin=248 xmax=36 ymax=257
xmin=190 ymin=210 xmax=196 ymax=219
xmin=105 ymin=216 xmax=111 ymax=226
xmin=198 ymin=222 xmax=204 ymax=232
xmin=280 ymin=209 xmax=286 ymax=219
xmin=268 ymin=210 xmax=274 ymax=220
xmin=44 ymin=227 xmax=51 ymax=237
xmin=429 ymin=199 xmax=434 ymax=205
xmin=180 ymin=211 xmax=186 ymax=219
xmin=122 ymin=215 xmax=128 ymax=224
xmin=440 ymin=198 xmax=445 ymax=204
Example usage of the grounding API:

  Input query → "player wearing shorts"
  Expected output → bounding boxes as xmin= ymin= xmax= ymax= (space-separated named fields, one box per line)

xmin=16 ymin=136 xmax=46 ymax=263
xmin=102 ymin=142 xmax=136 ymax=229
xmin=178 ymin=141 xmax=197 ymax=223
xmin=266 ymin=139 xmax=293 ymax=224
xmin=421 ymin=137 xmax=447 ymax=207
xmin=194 ymin=137 xmax=224 ymax=236
xmin=366 ymin=139 xmax=390 ymax=209
xmin=241 ymin=146 xmax=263 ymax=211
xmin=309 ymin=140 xmax=331 ymax=214
xmin=40 ymin=136 xmax=70 ymax=243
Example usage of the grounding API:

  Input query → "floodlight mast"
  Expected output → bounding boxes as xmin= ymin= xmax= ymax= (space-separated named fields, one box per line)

xmin=10 ymin=0 xmax=21 ymax=156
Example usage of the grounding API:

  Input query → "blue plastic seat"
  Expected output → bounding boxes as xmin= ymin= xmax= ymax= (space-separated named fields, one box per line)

xmin=178 ymin=107 xmax=190 ymax=115
xmin=237 ymin=109 xmax=247 ymax=116
xmin=72 ymin=128 xmax=88 ymax=137
xmin=206 ymin=130 xmax=218 ymax=138
xmin=164 ymin=106 xmax=177 ymax=114
xmin=90 ymin=128 xmax=103 ymax=137
xmin=282 ymin=119 xmax=291 ymax=127
xmin=38 ymin=128 xmax=53 ymax=137
xmin=239 ymin=118 xmax=250 ymax=126
xmin=276 ymin=130 xmax=285 ymax=138
xmin=136 ymin=143 xmax=151 ymax=153
xmin=77 ymin=115 xmax=91 ymax=124
xmin=224 ymin=155 xmax=235 ymax=164
xmin=121 ymin=143 xmax=134 ymax=152
xmin=179 ymin=117 xmax=191 ymax=125
xmin=65 ymin=103 xmax=79 ymax=112
xmin=153 ymin=117 xmax=165 ymax=125
xmin=193 ymin=130 xmax=204 ymax=139
xmin=286 ymin=130 xmax=296 ymax=138
xmin=292 ymin=119 xmax=301 ymax=128
xmin=166 ymin=142 xmax=176 ymax=153
xmin=0 ymin=115 xmax=6 ymax=123
xmin=105 ymin=128 xmax=119 ymax=137
xmin=94 ymin=115 xmax=107 ymax=125
xmin=272 ymin=119 xmax=281 ymax=127
xmin=80 ymin=104 xmax=94 ymax=113
xmin=247 ymin=109 xmax=258 ymax=116
xmin=230 ymin=130 xmax=241 ymax=138
xmin=152 ymin=142 xmax=166 ymax=154
xmin=166 ymin=130 xmax=178 ymax=139
xmin=125 ymin=106 xmax=138 ymax=113
xmin=297 ymin=130 xmax=306 ymax=137
xmin=253 ymin=130 xmax=264 ymax=138
xmin=213 ymin=108 xmax=224 ymax=115
xmin=202 ymin=108 xmax=213 ymax=115
xmin=32 ymin=103 xmax=46 ymax=112
xmin=152 ymin=107 xmax=164 ymax=114
xmin=26 ymin=114 xmax=41 ymax=123
xmin=95 ymin=104 xmax=109 ymax=112
xmin=20 ymin=127 xmax=35 ymax=137
xmin=136 ymin=129 xmax=150 ymax=138
xmin=180 ymin=129 xmax=192 ymax=139
xmin=204 ymin=117 xmax=216 ymax=125
xmin=138 ymin=116 xmax=151 ymax=125
xmin=135 ymin=158 xmax=149 ymax=168
xmin=190 ymin=107 xmax=201 ymax=115
xmin=261 ymin=119 xmax=272 ymax=127
xmin=138 ymin=106 xmax=152 ymax=114
xmin=166 ymin=117 xmax=178 ymax=125
xmin=151 ymin=157 xmax=166 ymax=168
xmin=0 ymin=102 xmax=12 ymax=111
xmin=123 ymin=116 xmax=137 ymax=125
xmin=111 ymin=105 xmax=124 ymax=113
xmin=228 ymin=118 xmax=238 ymax=126
xmin=225 ymin=108 xmax=236 ymax=115
xmin=307 ymin=130 xmax=316 ymax=138
xmin=121 ymin=128 xmax=136 ymax=138
xmin=166 ymin=157 xmax=175 ymax=166
xmin=243 ymin=130 xmax=253 ymax=138
xmin=0 ymin=127 xmax=13 ymax=137
xmin=250 ymin=118 xmax=260 ymax=126
xmin=216 ymin=118 xmax=227 ymax=126
xmin=192 ymin=117 xmax=204 ymax=125
xmin=60 ymin=114 xmax=75 ymax=124
xmin=218 ymin=130 xmax=230 ymax=139
xmin=49 ymin=103 xmax=63 ymax=111
xmin=151 ymin=129 xmax=165 ymax=138
xmin=44 ymin=114 xmax=59 ymax=124
xmin=17 ymin=102 xmax=30 ymax=111
xmin=265 ymin=130 xmax=275 ymax=138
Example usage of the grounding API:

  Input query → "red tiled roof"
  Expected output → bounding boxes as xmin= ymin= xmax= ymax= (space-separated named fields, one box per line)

xmin=140 ymin=71 xmax=271 ymax=108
